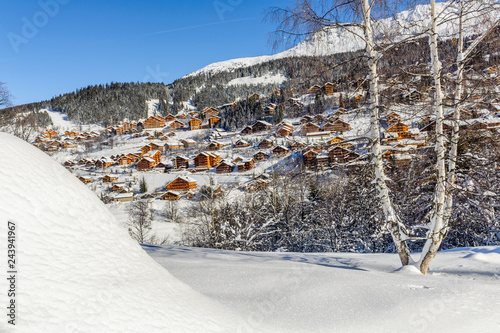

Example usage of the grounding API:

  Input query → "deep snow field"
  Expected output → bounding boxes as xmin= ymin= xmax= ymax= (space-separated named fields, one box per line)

xmin=1 ymin=133 xmax=499 ymax=333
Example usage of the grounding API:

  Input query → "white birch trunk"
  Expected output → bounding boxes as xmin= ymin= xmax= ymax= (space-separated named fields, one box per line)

xmin=419 ymin=0 xmax=448 ymax=274
xmin=443 ymin=0 xmax=465 ymax=230
xmin=362 ymin=0 xmax=411 ymax=266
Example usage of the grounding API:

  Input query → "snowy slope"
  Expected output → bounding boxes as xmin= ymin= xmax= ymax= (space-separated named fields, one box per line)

xmin=0 ymin=133 xmax=260 ymax=333
xmin=147 ymin=245 xmax=500 ymax=333
xmin=185 ymin=1 xmax=497 ymax=78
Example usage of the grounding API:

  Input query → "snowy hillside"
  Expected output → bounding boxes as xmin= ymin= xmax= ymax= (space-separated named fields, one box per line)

xmin=185 ymin=1 xmax=497 ymax=78
xmin=148 ymin=245 xmax=500 ymax=332
xmin=0 ymin=133 xmax=254 ymax=332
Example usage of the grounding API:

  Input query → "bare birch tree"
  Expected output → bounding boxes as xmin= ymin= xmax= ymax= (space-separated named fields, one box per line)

xmin=269 ymin=0 xmax=500 ymax=273
xmin=267 ymin=0 xmax=414 ymax=265
xmin=419 ymin=0 xmax=500 ymax=273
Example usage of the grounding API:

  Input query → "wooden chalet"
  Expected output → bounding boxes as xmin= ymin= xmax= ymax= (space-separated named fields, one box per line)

xmin=144 ymin=116 xmax=166 ymax=129
xmin=272 ymin=145 xmax=289 ymax=156
xmin=241 ymin=126 xmax=253 ymax=135
xmin=303 ymin=149 xmax=319 ymax=168
xmin=126 ymin=153 xmax=141 ymax=162
xmin=386 ymin=121 xmax=408 ymax=135
xmin=175 ymin=155 xmax=189 ymax=169
xmin=327 ymin=136 xmax=344 ymax=145
xmin=148 ymin=143 xmax=164 ymax=152
xmin=203 ymin=107 xmax=219 ymax=119
xmin=300 ymin=115 xmax=314 ymax=124
xmin=112 ymin=183 xmax=125 ymax=192
xmin=145 ymin=150 xmax=162 ymax=164
xmin=328 ymin=146 xmax=360 ymax=164
xmin=253 ymin=151 xmax=269 ymax=161
xmin=189 ymin=118 xmax=202 ymax=130
xmin=301 ymin=122 xmax=321 ymax=136
xmin=114 ymin=192 xmax=134 ymax=203
xmin=277 ymin=123 xmax=294 ymax=137
xmin=161 ymin=191 xmax=180 ymax=201
xmin=216 ymin=160 xmax=235 ymax=174
xmin=165 ymin=141 xmax=184 ymax=149
xmin=206 ymin=141 xmax=223 ymax=151
xmin=164 ymin=114 xmax=176 ymax=122
xmin=118 ymin=156 xmax=133 ymax=166
xmin=329 ymin=119 xmax=351 ymax=132
xmin=258 ymin=139 xmax=273 ymax=149
xmin=308 ymin=85 xmax=321 ymax=94
xmin=194 ymin=152 xmax=211 ymax=169
xmin=207 ymin=152 xmax=221 ymax=167
xmin=166 ymin=176 xmax=197 ymax=191
xmin=323 ymin=82 xmax=336 ymax=95
xmin=45 ymin=129 xmax=58 ymax=138
xmin=103 ymin=175 xmax=117 ymax=183
xmin=208 ymin=116 xmax=221 ymax=128
xmin=79 ymin=177 xmax=92 ymax=184
xmin=291 ymin=141 xmax=306 ymax=151
xmin=237 ymin=159 xmax=255 ymax=172
xmin=252 ymin=120 xmax=272 ymax=133
xmin=64 ymin=130 xmax=79 ymax=137
xmin=264 ymin=104 xmax=277 ymax=116
xmin=249 ymin=93 xmax=261 ymax=102
xmin=141 ymin=145 xmax=152 ymax=156
xmin=244 ymin=179 xmax=270 ymax=192
xmin=96 ymin=159 xmax=114 ymax=168
xmin=169 ymin=120 xmax=185 ymax=130
xmin=181 ymin=139 xmax=196 ymax=148
xmin=234 ymin=139 xmax=250 ymax=148
xmin=316 ymin=154 xmax=330 ymax=168
xmin=137 ymin=157 xmax=156 ymax=170
xmin=386 ymin=112 xmax=401 ymax=124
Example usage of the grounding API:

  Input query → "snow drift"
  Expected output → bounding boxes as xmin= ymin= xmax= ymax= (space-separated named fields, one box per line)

xmin=0 ymin=133 xmax=251 ymax=333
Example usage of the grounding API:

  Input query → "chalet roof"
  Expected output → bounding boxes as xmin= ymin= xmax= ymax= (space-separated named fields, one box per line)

xmin=385 ymin=121 xmax=408 ymax=132
xmin=273 ymin=145 xmax=289 ymax=151
xmin=141 ymin=157 xmax=156 ymax=163
xmin=254 ymin=120 xmax=272 ymax=127
xmin=218 ymin=160 xmax=235 ymax=167
xmin=146 ymin=150 xmax=161 ymax=156
xmin=306 ymin=131 xmax=331 ymax=137
xmin=164 ymin=190 xmax=181 ymax=196
xmin=254 ymin=150 xmax=270 ymax=156
xmin=114 ymin=192 xmax=134 ymax=199
xmin=176 ymin=155 xmax=189 ymax=160
xmin=176 ymin=176 xmax=197 ymax=183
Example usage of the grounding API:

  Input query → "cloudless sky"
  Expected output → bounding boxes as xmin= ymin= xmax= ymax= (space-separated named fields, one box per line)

xmin=0 ymin=0 xmax=293 ymax=106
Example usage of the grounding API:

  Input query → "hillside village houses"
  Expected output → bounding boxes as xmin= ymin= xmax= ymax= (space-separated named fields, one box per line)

xmin=31 ymin=69 xmax=499 ymax=203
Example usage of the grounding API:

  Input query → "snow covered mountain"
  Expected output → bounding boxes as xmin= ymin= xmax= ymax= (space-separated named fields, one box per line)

xmin=185 ymin=1 xmax=497 ymax=78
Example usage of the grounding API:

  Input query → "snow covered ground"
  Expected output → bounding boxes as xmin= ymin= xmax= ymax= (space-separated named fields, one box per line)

xmin=227 ymin=74 xmax=288 ymax=87
xmin=0 ymin=133 xmax=499 ymax=332
xmin=147 ymin=245 xmax=500 ymax=333
xmin=0 ymin=133 xmax=257 ymax=333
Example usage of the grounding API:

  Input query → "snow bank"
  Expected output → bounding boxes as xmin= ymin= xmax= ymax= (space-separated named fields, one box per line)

xmin=0 ymin=133 xmax=253 ymax=332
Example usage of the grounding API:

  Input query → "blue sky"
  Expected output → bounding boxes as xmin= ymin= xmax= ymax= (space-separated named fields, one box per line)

xmin=0 ymin=0 xmax=292 ymax=106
